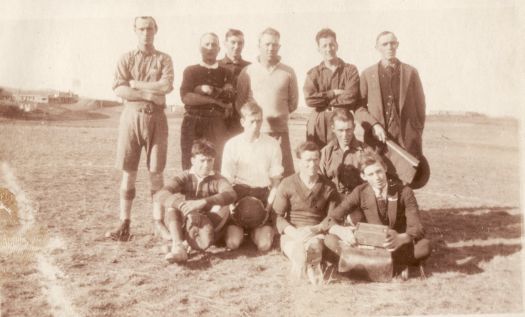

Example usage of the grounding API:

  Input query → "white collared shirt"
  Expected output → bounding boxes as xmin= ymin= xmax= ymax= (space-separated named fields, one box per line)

xmin=373 ymin=185 xmax=388 ymax=201
xmin=221 ymin=133 xmax=283 ymax=188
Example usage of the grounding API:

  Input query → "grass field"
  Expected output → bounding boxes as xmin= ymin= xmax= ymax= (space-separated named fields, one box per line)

xmin=0 ymin=107 xmax=522 ymax=316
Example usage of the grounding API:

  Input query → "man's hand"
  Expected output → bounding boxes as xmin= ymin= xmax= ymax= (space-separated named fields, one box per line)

xmin=333 ymin=89 xmax=344 ymax=96
xmin=129 ymin=80 xmax=138 ymax=89
xmin=179 ymin=199 xmax=207 ymax=216
xmin=194 ymin=85 xmax=215 ymax=96
xmin=383 ymin=229 xmax=411 ymax=252
xmin=142 ymin=91 xmax=166 ymax=106
xmin=372 ymin=124 xmax=387 ymax=143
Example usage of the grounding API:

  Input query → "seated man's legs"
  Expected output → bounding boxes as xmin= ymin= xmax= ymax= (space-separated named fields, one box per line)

xmin=165 ymin=206 xmax=188 ymax=263
xmin=322 ymin=233 xmax=343 ymax=264
xmin=225 ymin=224 xmax=244 ymax=250
xmin=392 ymin=238 xmax=431 ymax=267
xmin=250 ymin=225 xmax=275 ymax=252
xmin=280 ymin=231 xmax=324 ymax=283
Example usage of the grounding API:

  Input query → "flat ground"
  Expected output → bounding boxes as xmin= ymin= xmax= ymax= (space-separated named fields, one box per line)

xmin=0 ymin=107 xmax=522 ymax=316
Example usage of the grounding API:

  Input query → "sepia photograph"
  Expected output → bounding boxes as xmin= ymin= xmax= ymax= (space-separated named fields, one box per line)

xmin=0 ymin=0 xmax=523 ymax=316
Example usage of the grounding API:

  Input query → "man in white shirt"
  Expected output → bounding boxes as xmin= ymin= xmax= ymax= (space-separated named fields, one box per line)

xmin=221 ymin=101 xmax=283 ymax=251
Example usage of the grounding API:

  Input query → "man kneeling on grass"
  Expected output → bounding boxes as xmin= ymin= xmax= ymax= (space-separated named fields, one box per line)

xmin=324 ymin=148 xmax=431 ymax=278
xmin=153 ymin=139 xmax=237 ymax=263
xmin=272 ymin=141 xmax=340 ymax=284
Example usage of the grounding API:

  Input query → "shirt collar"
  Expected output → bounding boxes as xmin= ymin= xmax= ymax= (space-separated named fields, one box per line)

xmin=331 ymin=137 xmax=360 ymax=151
xmin=221 ymin=55 xmax=244 ymax=65
xmin=199 ymin=61 xmax=219 ymax=69
xmin=189 ymin=168 xmax=215 ymax=182
xmin=372 ymin=185 xmax=388 ymax=200
xmin=256 ymin=56 xmax=281 ymax=72
xmin=135 ymin=45 xmax=157 ymax=56
xmin=380 ymin=58 xmax=400 ymax=69
xmin=319 ymin=57 xmax=344 ymax=70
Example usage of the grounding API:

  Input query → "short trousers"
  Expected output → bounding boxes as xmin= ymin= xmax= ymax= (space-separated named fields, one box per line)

xmin=115 ymin=105 xmax=168 ymax=172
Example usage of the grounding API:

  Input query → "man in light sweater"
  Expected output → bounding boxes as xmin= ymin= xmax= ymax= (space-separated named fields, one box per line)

xmin=236 ymin=27 xmax=299 ymax=177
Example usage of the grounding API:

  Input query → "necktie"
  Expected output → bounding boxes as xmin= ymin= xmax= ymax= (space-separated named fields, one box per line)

xmin=377 ymin=192 xmax=388 ymax=225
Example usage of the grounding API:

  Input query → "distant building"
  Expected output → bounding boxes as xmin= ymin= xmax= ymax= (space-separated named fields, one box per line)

xmin=0 ymin=88 xmax=78 ymax=112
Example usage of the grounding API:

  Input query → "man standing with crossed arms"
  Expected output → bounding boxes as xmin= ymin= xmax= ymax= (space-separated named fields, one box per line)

xmin=107 ymin=16 xmax=174 ymax=241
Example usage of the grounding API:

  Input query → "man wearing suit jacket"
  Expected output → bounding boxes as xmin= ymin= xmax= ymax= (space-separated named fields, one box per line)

xmin=324 ymin=149 xmax=430 ymax=273
xmin=358 ymin=31 xmax=426 ymax=159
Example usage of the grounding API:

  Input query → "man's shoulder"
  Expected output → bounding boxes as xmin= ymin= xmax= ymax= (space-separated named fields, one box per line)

xmin=172 ymin=170 xmax=192 ymax=182
xmin=277 ymin=63 xmax=295 ymax=74
xmin=224 ymin=134 xmax=243 ymax=148
xmin=153 ymin=49 xmax=172 ymax=59
xmin=280 ymin=173 xmax=298 ymax=188
xmin=259 ymin=134 xmax=280 ymax=147
xmin=183 ymin=64 xmax=203 ymax=72
xmin=362 ymin=64 xmax=379 ymax=76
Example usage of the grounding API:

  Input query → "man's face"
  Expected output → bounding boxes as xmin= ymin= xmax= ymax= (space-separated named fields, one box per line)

xmin=332 ymin=119 xmax=354 ymax=148
xmin=376 ymin=33 xmax=399 ymax=61
xmin=361 ymin=162 xmax=387 ymax=191
xmin=298 ymin=150 xmax=320 ymax=178
xmin=259 ymin=34 xmax=280 ymax=62
xmin=225 ymin=35 xmax=244 ymax=60
xmin=318 ymin=36 xmax=338 ymax=62
xmin=240 ymin=112 xmax=262 ymax=136
xmin=200 ymin=34 xmax=220 ymax=62
xmin=134 ymin=17 xmax=157 ymax=46
xmin=191 ymin=154 xmax=215 ymax=178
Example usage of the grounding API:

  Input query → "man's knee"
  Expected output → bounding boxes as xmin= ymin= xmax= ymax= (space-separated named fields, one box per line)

xmin=414 ymin=238 xmax=431 ymax=261
xmin=120 ymin=171 xmax=137 ymax=200
xmin=225 ymin=225 xmax=244 ymax=250
xmin=252 ymin=226 xmax=275 ymax=252
xmin=323 ymin=234 xmax=342 ymax=256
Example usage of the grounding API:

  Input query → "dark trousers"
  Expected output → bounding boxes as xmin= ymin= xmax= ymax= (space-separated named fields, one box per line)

xmin=181 ymin=113 xmax=227 ymax=171
xmin=266 ymin=131 xmax=294 ymax=177
xmin=323 ymin=233 xmax=431 ymax=266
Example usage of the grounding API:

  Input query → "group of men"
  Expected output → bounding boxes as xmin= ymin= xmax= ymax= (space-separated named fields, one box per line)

xmin=106 ymin=16 xmax=430 ymax=283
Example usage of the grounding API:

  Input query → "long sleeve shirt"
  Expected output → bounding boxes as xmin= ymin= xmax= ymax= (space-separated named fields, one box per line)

xmin=221 ymin=134 xmax=283 ymax=188
xmin=272 ymin=173 xmax=340 ymax=234
xmin=303 ymin=58 xmax=360 ymax=110
xmin=154 ymin=171 xmax=237 ymax=210
xmin=236 ymin=61 xmax=298 ymax=133
xmin=113 ymin=48 xmax=174 ymax=107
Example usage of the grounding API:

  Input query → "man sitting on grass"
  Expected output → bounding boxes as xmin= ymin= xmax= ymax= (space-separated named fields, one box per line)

xmin=153 ymin=139 xmax=237 ymax=263
xmin=324 ymin=148 xmax=431 ymax=277
xmin=221 ymin=101 xmax=283 ymax=252
xmin=272 ymin=141 xmax=340 ymax=284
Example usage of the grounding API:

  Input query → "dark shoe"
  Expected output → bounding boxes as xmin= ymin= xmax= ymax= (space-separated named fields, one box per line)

xmin=105 ymin=219 xmax=132 ymax=242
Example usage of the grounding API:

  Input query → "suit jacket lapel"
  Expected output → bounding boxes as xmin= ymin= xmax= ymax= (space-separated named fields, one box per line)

xmin=370 ymin=64 xmax=384 ymax=126
xmin=399 ymin=63 xmax=411 ymax=114
xmin=363 ymin=185 xmax=383 ymax=224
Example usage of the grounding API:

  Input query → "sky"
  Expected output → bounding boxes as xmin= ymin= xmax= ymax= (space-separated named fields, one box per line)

xmin=0 ymin=0 xmax=522 ymax=117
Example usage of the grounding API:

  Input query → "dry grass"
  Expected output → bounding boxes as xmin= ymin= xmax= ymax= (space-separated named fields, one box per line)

xmin=0 ymin=109 xmax=522 ymax=316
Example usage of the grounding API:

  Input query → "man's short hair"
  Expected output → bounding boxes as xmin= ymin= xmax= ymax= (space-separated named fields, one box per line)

xmin=191 ymin=139 xmax=216 ymax=158
xmin=375 ymin=31 xmax=397 ymax=44
xmin=239 ymin=101 xmax=262 ymax=119
xmin=331 ymin=109 xmax=354 ymax=126
xmin=201 ymin=32 xmax=220 ymax=42
xmin=134 ymin=16 xmax=158 ymax=31
xmin=295 ymin=141 xmax=320 ymax=159
xmin=259 ymin=27 xmax=280 ymax=43
xmin=225 ymin=29 xmax=244 ymax=40
xmin=315 ymin=28 xmax=337 ymax=45
xmin=358 ymin=148 xmax=386 ymax=172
